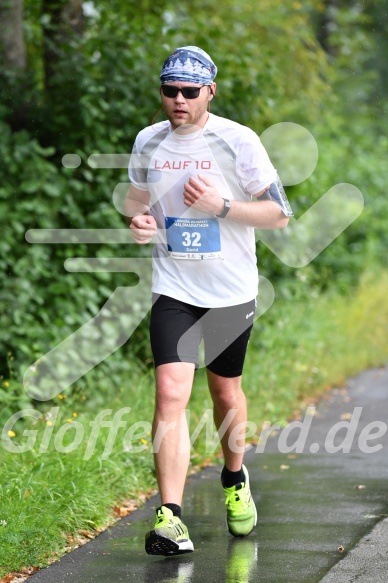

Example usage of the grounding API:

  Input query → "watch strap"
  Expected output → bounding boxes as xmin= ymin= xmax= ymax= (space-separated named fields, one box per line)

xmin=216 ymin=198 xmax=231 ymax=218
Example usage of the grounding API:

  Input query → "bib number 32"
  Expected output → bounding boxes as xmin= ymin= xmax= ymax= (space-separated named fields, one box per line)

xmin=182 ymin=231 xmax=201 ymax=247
xmin=165 ymin=216 xmax=221 ymax=260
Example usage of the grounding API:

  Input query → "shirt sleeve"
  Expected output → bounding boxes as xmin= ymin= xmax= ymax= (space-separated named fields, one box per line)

xmin=236 ymin=128 xmax=293 ymax=217
xmin=236 ymin=129 xmax=277 ymax=195
xmin=128 ymin=138 xmax=149 ymax=191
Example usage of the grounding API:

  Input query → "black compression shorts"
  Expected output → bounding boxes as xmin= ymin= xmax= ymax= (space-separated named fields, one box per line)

xmin=150 ymin=294 xmax=256 ymax=378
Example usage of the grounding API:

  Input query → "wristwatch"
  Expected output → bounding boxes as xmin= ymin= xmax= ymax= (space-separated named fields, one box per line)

xmin=216 ymin=198 xmax=231 ymax=218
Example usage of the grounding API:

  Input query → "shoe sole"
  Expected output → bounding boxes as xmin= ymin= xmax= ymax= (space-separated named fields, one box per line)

xmin=145 ymin=531 xmax=194 ymax=556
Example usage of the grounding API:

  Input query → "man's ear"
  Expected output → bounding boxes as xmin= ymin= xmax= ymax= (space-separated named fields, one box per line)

xmin=210 ymin=83 xmax=217 ymax=98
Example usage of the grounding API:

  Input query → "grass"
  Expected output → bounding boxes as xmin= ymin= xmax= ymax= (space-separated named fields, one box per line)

xmin=0 ymin=270 xmax=388 ymax=576
xmin=243 ymin=269 xmax=388 ymax=424
xmin=0 ymin=372 xmax=157 ymax=577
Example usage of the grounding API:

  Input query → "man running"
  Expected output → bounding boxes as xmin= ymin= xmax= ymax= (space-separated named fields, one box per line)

xmin=126 ymin=46 xmax=293 ymax=556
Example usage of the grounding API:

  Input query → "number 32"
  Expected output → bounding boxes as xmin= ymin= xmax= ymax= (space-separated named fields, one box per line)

xmin=182 ymin=231 xmax=201 ymax=247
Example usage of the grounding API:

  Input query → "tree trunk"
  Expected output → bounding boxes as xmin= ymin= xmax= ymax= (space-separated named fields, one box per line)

xmin=317 ymin=0 xmax=339 ymax=57
xmin=61 ymin=0 xmax=85 ymax=36
xmin=40 ymin=0 xmax=85 ymax=148
xmin=42 ymin=0 xmax=85 ymax=89
xmin=0 ymin=0 xmax=26 ymax=71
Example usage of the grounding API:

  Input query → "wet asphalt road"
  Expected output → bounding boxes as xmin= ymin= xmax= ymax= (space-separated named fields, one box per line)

xmin=29 ymin=366 xmax=388 ymax=582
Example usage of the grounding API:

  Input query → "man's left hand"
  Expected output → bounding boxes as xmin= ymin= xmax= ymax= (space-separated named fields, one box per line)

xmin=183 ymin=174 xmax=224 ymax=215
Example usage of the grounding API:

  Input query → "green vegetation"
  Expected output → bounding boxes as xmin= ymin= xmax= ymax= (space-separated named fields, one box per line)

xmin=0 ymin=0 xmax=388 ymax=576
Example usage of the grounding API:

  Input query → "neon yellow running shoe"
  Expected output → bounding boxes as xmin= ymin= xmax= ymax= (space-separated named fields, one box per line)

xmin=224 ymin=465 xmax=257 ymax=537
xmin=145 ymin=506 xmax=194 ymax=556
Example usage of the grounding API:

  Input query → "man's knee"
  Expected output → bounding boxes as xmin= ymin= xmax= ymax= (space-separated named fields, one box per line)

xmin=156 ymin=383 xmax=187 ymax=411
xmin=207 ymin=372 xmax=244 ymax=409
xmin=155 ymin=362 xmax=194 ymax=412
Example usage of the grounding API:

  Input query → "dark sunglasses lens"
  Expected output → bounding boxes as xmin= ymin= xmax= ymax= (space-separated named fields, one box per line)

xmin=181 ymin=87 xmax=201 ymax=99
xmin=161 ymin=86 xmax=202 ymax=99
xmin=161 ymin=86 xmax=179 ymax=97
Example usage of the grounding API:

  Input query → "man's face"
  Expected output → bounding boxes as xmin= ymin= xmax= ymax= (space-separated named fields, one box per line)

xmin=160 ymin=81 xmax=216 ymax=130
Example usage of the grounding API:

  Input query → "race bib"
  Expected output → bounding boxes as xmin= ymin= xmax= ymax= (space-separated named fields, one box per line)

xmin=165 ymin=216 xmax=221 ymax=260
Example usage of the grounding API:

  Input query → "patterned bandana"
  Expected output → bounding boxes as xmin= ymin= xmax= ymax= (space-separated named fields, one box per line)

xmin=160 ymin=46 xmax=217 ymax=85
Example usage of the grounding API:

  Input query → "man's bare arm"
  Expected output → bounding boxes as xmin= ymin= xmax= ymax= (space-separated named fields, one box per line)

xmin=124 ymin=184 xmax=151 ymax=226
xmin=183 ymin=175 xmax=290 ymax=229
xmin=125 ymin=185 xmax=157 ymax=244
xmin=226 ymin=197 xmax=289 ymax=229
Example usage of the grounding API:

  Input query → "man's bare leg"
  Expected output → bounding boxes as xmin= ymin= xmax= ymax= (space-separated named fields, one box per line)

xmin=206 ymin=369 xmax=247 ymax=470
xmin=152 ymin=362 xmax=195 ymax=506
xmin=206 ymin=369 xmax=257 ymax=537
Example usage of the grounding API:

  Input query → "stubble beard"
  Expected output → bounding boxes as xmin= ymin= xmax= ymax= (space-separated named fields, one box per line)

xmin=165 ymin=105 xmax=209 ymax=132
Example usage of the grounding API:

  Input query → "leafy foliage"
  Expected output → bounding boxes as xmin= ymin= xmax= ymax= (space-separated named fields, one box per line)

xmin=0 ymin=0 xmax=387 ymax=391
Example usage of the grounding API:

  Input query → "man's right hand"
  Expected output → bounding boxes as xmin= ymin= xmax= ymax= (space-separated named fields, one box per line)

xmin=130 ymin=215 xmax=157 ymax=244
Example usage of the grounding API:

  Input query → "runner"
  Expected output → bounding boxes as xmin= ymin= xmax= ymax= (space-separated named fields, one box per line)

xmin=126 ymin=46 xmax=293 ymax=555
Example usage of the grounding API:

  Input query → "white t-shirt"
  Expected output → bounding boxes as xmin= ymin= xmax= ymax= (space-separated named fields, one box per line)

xmin=128 ymin=113 xmax=292 ymax=308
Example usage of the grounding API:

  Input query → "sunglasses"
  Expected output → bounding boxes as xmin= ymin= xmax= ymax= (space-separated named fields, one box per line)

xmin=161 ymin=85 xmax=208 ymax=99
